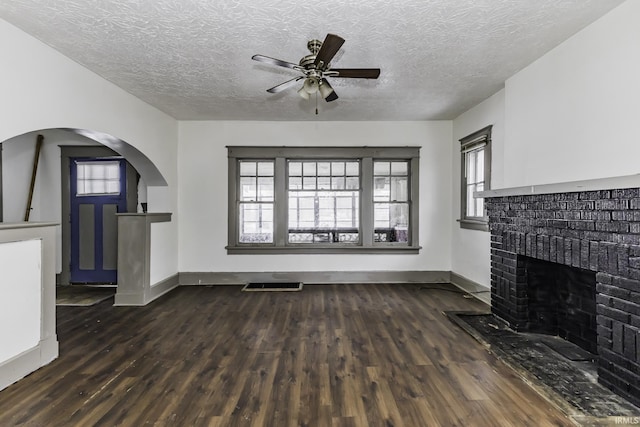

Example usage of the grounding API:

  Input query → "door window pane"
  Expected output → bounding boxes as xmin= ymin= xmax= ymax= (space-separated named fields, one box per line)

xmin=76 ymin=160 xmax=121 ymax=195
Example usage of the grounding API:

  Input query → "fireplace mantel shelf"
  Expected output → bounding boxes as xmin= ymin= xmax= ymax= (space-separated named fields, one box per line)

xmin=476 ymin=173 xmax=640 ymax=198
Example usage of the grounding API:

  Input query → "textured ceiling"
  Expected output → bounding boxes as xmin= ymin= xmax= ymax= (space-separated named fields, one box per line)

xmin=0 ymin=0 xmax=626 ymax=121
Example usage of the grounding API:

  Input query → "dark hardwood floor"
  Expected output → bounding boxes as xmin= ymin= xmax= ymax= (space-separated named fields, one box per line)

xmin=0 ymin=284 xmax=573 ymax=426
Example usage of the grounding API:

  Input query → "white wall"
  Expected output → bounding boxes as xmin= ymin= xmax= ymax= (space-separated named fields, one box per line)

xmin=450 ymin=0 xmax=637 ymax=288
xmin=0 ymin=18 xmax=179 ymax=282
xmin=503 ymin=0 xmax=640 ymax=188
xmin=0 ymin=239 xmax=41 ymax=364
xmin=2 ymin=130 xmax=99 ymax=273
xmin=178 ymin=121 xmax=452 ymax=273
xmin=451 ymin=90 xmax=505 ymax=287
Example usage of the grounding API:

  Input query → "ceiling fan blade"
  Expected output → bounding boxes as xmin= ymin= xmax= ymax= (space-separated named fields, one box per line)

xmin=266 ymin=76 xmax=304 ymax=93
xmin=320 ymin=79 xmax=339 ymax=102
xmin=331 ymin=68 xmax=380 ymax=79
xmin=252 ymin=54 xmax=300 ymax=70
xmin=314 ymin=34 xmax=345 ymax=68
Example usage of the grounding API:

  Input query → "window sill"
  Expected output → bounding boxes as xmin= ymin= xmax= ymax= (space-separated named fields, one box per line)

xmin=226 ymin=245 xmax=422 ymax=255
xmin=458 ymin=218 xmax=489 ymax=232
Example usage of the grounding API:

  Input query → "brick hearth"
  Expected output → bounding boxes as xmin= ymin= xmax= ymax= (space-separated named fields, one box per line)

xmin=486 ymin=188 xmax=640 ymax=407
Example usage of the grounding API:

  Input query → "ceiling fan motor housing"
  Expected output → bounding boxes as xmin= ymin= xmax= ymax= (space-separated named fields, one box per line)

xmin=307 ymin=39 xmax=322 ymax=55
xmin=300 ymin=39 xmax=327 ymax=70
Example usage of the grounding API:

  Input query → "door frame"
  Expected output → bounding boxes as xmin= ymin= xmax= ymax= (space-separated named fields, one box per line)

xmin=59 ymin=146 xmax=138 ymax=285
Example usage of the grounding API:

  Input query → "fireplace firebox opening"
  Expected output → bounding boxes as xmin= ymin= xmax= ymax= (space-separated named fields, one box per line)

xmin=523 ymin=256 xmax=597 ymax=355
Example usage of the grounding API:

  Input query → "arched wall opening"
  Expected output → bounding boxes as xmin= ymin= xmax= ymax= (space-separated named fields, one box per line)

xmin=1 ymin=127 xmax=170 ymax=283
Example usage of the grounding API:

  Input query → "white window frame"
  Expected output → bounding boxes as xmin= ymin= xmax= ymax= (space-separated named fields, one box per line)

xmin=227 ymin=146 xmax=421 ymax=254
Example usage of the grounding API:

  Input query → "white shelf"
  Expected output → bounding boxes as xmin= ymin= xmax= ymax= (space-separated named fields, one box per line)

xmin=477 ymin=174 xmax=640 ymax=198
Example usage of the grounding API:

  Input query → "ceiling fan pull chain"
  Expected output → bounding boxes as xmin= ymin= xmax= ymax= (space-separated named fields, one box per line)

xmin=315 ymin=92 xmax=319 ymax=115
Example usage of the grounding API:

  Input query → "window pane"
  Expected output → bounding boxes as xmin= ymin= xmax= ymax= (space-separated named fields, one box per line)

xmin=240 ymin=177 xmax=256 ymax=201
xmin=289 ymin=162 xmax=302 ymax=176
xmin=390 ymin=177 xmax=408 ymax=201
xmin=345 ymin=177 xmax=359 ymax=190
xmin=318 ymin=177 xmax=331 ymax=190
xmin=466 ymin=183 xmax=476 ymax=217
xmin=331 ymin=162 xmax=345 ymax=175
xmin=76 ymin=161 xmax=121 ymax=196
xmin=257 ymin=177 xmax=273 ymax=201
xmin=331 ymin=177 xmax=345 ymax=190
xmin=289 ymin=177 xmax=302 ymax=190
xmin=239 ymin=161 xmax=256 ymax=176
xmin=257 ymin=162 xmax=274 ymax=176
xmin=345 ymin=162 xmax=359 ymax=176
xmin=463 ymin=148 xmax=486 ymax=219
xmin=475 ymin=183 xmax=485 ymax=217
xmin=303 ymin=177 xmax=316 ymax=190
xmin=317 ymin=162 xmax=331 ymax=176
xmin=374 ymin=177 xmax=390 ymax=201
xmin=466 ymin=151 xmax=477 ymax=184
xmin=390 ymin=204 xmax=409 ymax=228
xmin=303 ymin=162 xmax=316 ymax=176
xmin=374 ymin=203 xmax=409 ymax=243
xmin=105 ymin=181 xmax=121 ymax=194
xmin=374 ymin=161 xmax=390 ymax=175
xmin=239 ymin=203 xmax=273 ymax=243
xmin=391 ymin=161 xmax=408 ymax=175
xmin=374 ymin=203 xmax=390 ymax=227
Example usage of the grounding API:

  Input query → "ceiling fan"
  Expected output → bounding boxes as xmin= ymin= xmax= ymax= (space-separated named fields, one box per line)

xmin=252 ymin=33 xmax=380 ymax=104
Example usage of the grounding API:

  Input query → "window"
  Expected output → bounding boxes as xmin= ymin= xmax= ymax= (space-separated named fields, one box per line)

xmin=75 ymin=160 xmax=121 ymax=196
xmin=238 ymin=160 xmax=274 ymax=243
xmin=373 ymin=161 xmax=410 ymax=243
xmin=459 ymin=125 xmax=491 ymax=231
xmin=227 ymin=146 xmax=420 ymax=253
xmin=288 ymin=160 xmax=360 ymax=244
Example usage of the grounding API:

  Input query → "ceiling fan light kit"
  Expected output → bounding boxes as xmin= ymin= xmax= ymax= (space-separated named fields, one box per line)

xmin=252 ymin=33 xmax=380 ymax=111
xmin=318 ymin=80 xmax=334 ymax=99
xmin=297 ymin=86 xmax=310 ymax=100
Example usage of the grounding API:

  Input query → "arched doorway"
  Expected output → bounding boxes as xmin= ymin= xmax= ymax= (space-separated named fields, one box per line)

xmin=0 ymin=128 xmax=168 ymax=287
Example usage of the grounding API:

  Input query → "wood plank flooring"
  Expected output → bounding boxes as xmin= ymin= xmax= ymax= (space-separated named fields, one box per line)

xmin=0 ymin=284 xmax=574 ymax=426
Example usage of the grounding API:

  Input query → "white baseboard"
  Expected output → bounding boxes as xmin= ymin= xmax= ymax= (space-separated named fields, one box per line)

xmin=450 ymin=272 xmax=491 ymax=306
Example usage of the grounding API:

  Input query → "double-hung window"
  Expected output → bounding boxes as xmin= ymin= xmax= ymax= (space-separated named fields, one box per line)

xmin=227 ymin=146 xmax=420 ymax=253
xmin=459 ymin=125 xmax=491 ymax=231
xmin=238 ymin=160 xmax=274 ymax=243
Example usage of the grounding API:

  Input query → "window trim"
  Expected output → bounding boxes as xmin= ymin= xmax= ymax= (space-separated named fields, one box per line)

xmin=227 ymin=146 xmax=421 ymax=254
xmin=459 ymin=126 xmax=492 ymax=232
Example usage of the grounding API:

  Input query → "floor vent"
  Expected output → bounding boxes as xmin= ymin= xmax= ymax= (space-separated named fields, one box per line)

xmin=242 ymin=282 xmax=303 ymax=292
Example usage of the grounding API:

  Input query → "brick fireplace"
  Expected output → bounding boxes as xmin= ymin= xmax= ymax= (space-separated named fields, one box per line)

xmin=485 ymin=187 xmax=640 ymax=407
